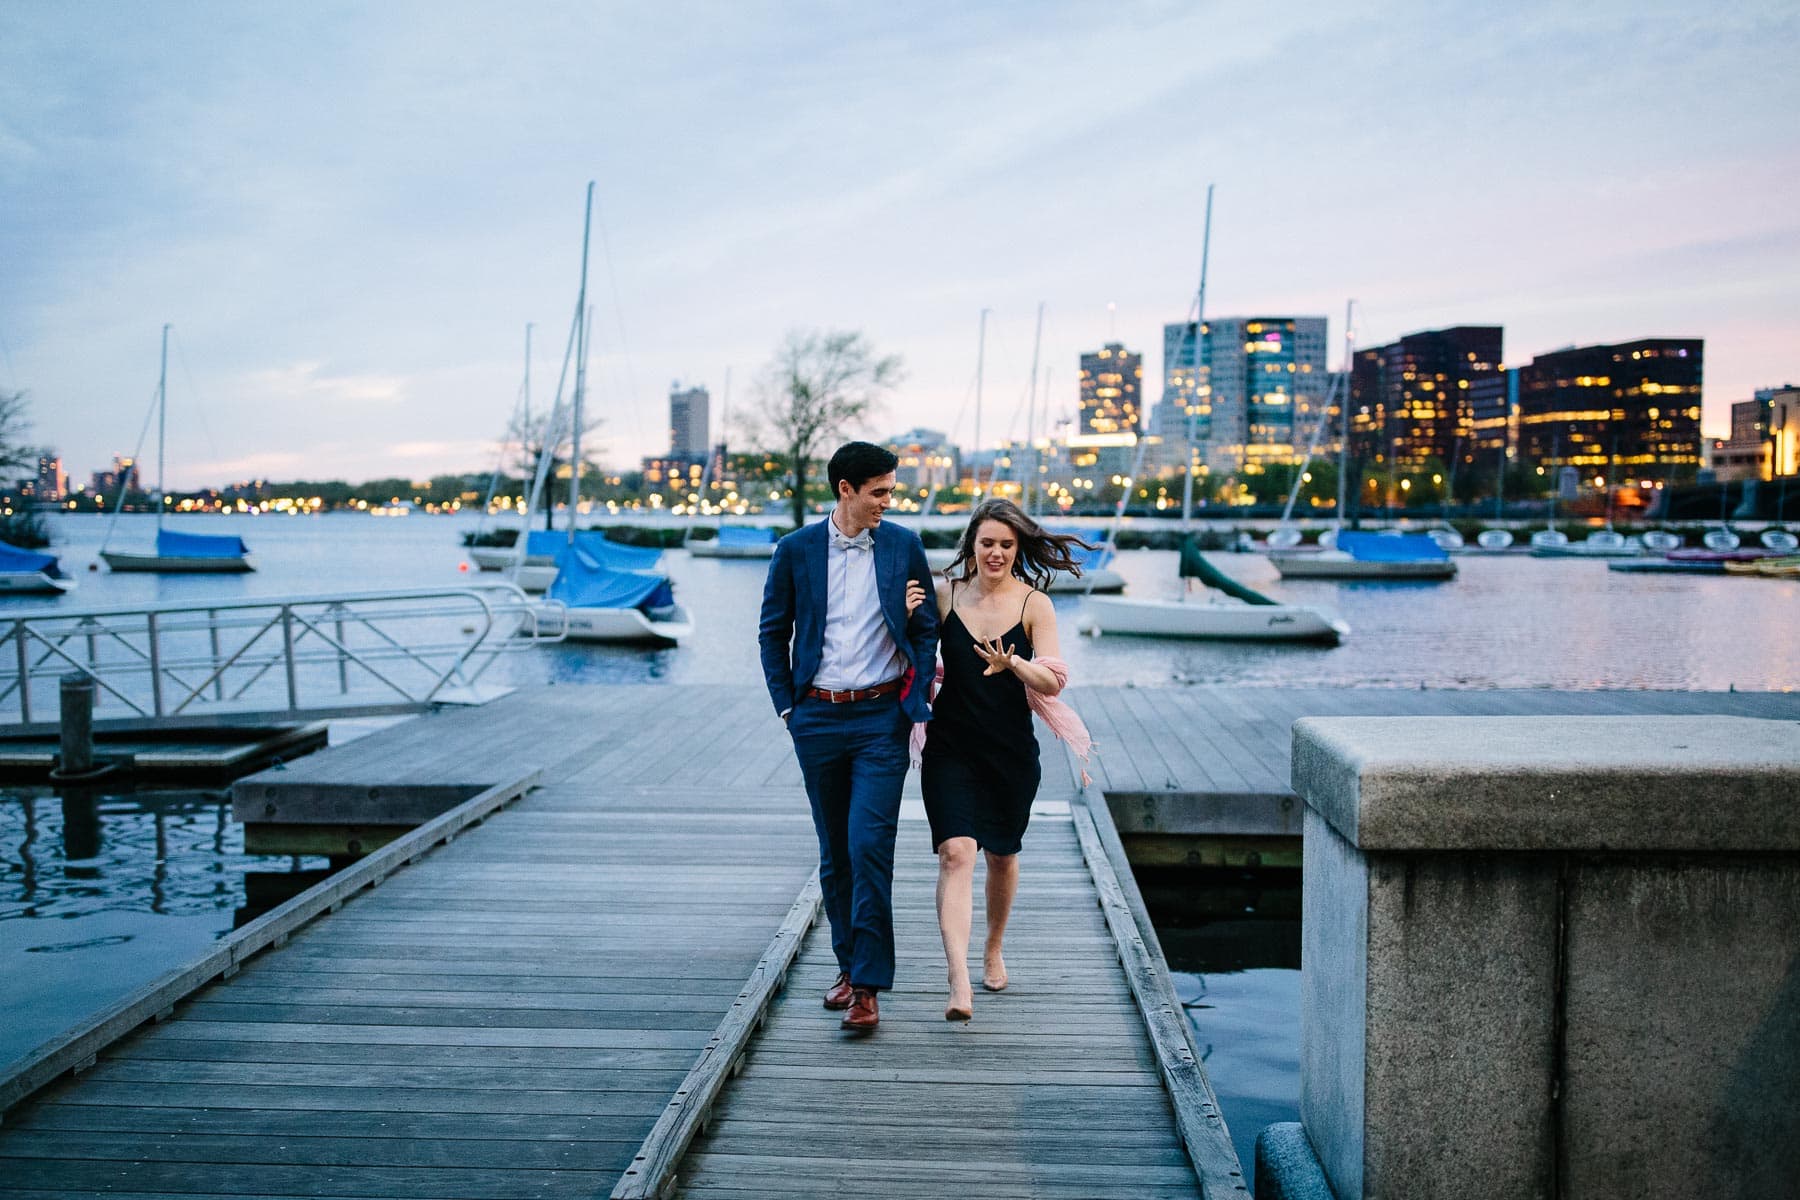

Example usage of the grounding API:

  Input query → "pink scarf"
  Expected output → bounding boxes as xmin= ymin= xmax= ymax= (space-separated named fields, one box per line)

xmin=910 ymin=654 xmax=1095 ymax=784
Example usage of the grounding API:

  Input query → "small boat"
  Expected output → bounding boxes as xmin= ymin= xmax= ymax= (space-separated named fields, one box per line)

xmin=1607 ymin=558 xmax=1727 ymax=575
xmin=1641 ymin=530 xmax=1683 ymax=552
xmin=0 ymin=541 xmax=75 ymax=594
xmin=1760 ymin=529 xmax=1799 ymax=553
xmin=689 ymin=525 xmax=778 ymax=559
xmin=102 ymin=528 xmax=254 ymax=573
xmin=1079 ymin=538 xmax=1347 ymax=643
xmin=470 ymin=543 xmax=520 ymax=571
xmin=1530 ymin=529 xmax=1643 ymax=558
xmin=1724 ymin=554 xmax=1800 ymax=578
xmin=1270 ymin=531 xmax=1456 ymax=580
xmin=1529 ymin=528 xmax=1570 ymax=550
xmin=100 ymin=326 xmax=255 ymax=573
xmin=1474 ymin=529 xmax=1515 ymax=551
xmin=1426 ymin=526 xmax=1466 ymax=551
xmin=1702 ymin=527 xmax=1741 ymax=551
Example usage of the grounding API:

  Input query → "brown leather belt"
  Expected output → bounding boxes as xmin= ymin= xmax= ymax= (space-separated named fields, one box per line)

xmin=805 ymin=678 xmax=902 ymax=704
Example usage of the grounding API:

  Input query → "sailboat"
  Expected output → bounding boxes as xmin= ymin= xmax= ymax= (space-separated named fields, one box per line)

xmin=1076 ymin=187 xmax=1349 ymax=643
xmin=0 ymin=541 xmax=74 ymax=594
xmin=100 ymin=326 xmax=253 ymax=572
xmin=470 ymin=325 xmax=540 ymax=571
xmin=524 ymin=184 xmax=692 ymax=645
xmin=1473 ymin=444 xmax=1515 ymax=550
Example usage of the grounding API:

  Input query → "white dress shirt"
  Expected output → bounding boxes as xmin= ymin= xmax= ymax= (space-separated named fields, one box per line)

xmin=813 ymin=516 xmax=906 ymax=691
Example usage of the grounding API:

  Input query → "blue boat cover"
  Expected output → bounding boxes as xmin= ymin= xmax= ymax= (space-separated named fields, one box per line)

xmin=1336 ymin=531 xmax=1449 ymax=562
xmin=0 ymin=540 xmax=61 ymax=578
xmin=156 ymin=529 xmax=249 ymax=558
xmin=717 ymin=526 xmax=777 ymax=547
xmin=526 ymin=530 xmax=663 ymax=571
xmin=1044 ymin=526 xmax=1112 ymax=572
xmin=547 ymin=544 xmax=674 ymax=611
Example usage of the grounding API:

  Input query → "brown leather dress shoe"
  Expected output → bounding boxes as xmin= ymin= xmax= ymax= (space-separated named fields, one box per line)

xmin=823 ymin=972 xmax=854 ymax=1011
xmin=840 ymin=987 xmax=879 ymax=1031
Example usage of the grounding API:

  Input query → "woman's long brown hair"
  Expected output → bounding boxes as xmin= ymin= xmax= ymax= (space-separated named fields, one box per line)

xmin=945 ymin=498 xmax=1096 ymax=589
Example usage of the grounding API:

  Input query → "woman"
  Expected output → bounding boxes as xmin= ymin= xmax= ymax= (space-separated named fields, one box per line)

xmin=917 ymin=498 xmax=1093 ymax=1022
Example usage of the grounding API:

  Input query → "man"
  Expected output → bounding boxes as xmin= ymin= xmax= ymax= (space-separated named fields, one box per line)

xmin=758 ymin=441 xmax=938 ymax=1032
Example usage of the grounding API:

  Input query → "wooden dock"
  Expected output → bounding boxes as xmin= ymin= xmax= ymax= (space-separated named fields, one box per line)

xmin=4 ymin=683 xmax=1796 ymax=1196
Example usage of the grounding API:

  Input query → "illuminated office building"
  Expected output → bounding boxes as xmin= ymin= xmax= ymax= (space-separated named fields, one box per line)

xmin=1515 ymin=338 xmax=1703 ymax=477
xmin=1194 ymin=317 xmax=1329 ymax=474
xmin=1077 ymin=343 xmax=1143 ymax=438
xmin=1349 ymin=326 xmax=1504 ymax=473
xmin=668 ymin=383 xmax=710 ymax=458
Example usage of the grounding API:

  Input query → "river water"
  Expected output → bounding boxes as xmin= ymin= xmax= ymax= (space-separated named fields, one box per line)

xmin=4 ymin=511 xmax=1794 ymax=1174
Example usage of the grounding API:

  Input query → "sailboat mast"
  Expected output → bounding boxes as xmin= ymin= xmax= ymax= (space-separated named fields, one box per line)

xmin=568 ymin=183 xmax=594 ymax=541
xmin=156 ymin=323 xmax=169 ymax=532
xmin=1336 ymin=300 xmax=1354 ymax=533
xmin=973 ymin=308 xmax=989 ymax=501
xmin=1181 ymin=185 xmax=1214 ymax=527
xmin=1026 ymin=302 xmax=1043 ymax=515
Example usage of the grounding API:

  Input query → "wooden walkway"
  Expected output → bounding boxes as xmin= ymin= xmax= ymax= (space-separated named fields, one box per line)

xmin=670 ymin=767 xmax=1212 ymax=1199
xmin=1072 ymin=686 xmax=1800 ymax=799
xmin=0 ymin=688 xmax=821 ymax=1198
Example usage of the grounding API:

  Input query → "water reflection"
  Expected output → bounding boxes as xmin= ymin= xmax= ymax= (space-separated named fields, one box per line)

xmin=1143 ymin=864 xmax=1302 ymax=1192
xmin=0 ymin=786 xmax=330 ymax=1067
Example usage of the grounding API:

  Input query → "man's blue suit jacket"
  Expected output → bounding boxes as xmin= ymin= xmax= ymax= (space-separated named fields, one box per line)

xmin=758 ymin=517 xmax=939 ymax=726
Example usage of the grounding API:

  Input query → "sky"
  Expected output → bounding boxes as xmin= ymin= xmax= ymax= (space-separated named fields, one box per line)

xmin=3 ymin=0 xmax=1797 ymax=491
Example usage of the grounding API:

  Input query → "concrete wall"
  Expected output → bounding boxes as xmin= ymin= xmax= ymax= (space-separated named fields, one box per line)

xmin=1283 ymin=715 xmax=1800 ymax=1200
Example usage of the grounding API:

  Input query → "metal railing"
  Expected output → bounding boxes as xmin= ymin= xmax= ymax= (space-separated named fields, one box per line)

xmin=0 ymin=585 xmax=567 ymax=733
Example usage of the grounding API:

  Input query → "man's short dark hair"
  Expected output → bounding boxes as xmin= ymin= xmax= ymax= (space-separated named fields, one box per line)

xmin=828 ymin=441 xmax=899 ymax=496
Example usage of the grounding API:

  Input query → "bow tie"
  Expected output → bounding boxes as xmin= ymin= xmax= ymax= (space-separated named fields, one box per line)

xmin=831 ymin=528 xmax=874 ymax=552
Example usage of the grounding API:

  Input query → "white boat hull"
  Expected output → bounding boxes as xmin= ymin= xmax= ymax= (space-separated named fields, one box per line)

xmin=1080 ymin=596 xmax=1347 ymax=643
xmin=468 ymin=546 xmax=518 ymax=571
xmin=513 ymin=564 xmax=558 ymax=593
xmin=101 ymin=551 xmax=255 ymax=573
xmin=687 ymin=541 xmax=776 ymax=559
xmin=1529 ymin=541 xmax=1644 ymax=559
xmin=1268 ymin=551 xmax=1455 ymax=580
xmin=534 ymin=602 xmax=693 ymax=645
xmin=0 ymin=571 xmax=74 ymax=594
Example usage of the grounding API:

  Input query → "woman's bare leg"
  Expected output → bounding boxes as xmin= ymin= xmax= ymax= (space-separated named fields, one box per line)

xmin=936 ymin=837 xmax=978 ymax=1018
xmin=983 ymin=850 xmax=1020 ymax=990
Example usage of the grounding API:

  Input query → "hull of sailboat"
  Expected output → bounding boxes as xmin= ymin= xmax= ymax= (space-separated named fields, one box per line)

xmin=101 ymin=551 xmax=254 ymax=573
xmin=469 ymin=546 xmax=519 ymax=571
xmin=1268 ymin=552 xmax=1455 ymax=580
xmin=687 ymin=541 xmax=776 ymax=559
xmin=1529 ymin=541 xmax=1643 ymax=559
xmin=513 ymin=564 xmax=558 ymax=593
xmin=0 ymin=571 xmax=74 ymax=594
xmin=1079 ymin=596 xmax=1347 ymax=642
xmin=531 ymin=601 xmax=693 ymax=645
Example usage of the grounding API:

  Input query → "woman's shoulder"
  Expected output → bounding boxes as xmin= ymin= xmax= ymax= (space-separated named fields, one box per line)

xmin=1020 ymin=585 xmax=1054 ymax=626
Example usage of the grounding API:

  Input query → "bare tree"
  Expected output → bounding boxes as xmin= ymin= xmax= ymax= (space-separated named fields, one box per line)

xmin=748 ymin=330 xmax=903 ymax=528
xmin=0 ymin=391 xmax=33 ymax=475
xmin=505 ymin=406 xmax=605 ymax=530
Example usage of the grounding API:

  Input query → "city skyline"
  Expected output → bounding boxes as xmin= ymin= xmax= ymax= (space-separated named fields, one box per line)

xmin=4 ymin=2 xmax=1797 ymax=489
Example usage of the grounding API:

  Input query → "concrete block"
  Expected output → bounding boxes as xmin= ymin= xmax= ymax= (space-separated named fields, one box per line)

xmin=1301 ymin=809 xmax=1367 ymax=1198
xmin=1291 ymin=716 xmax=1800 ymax=852
xmin=1561 ymin=858 xmax=1800 ymax=1197
xmin=1255 ymin=1122 xmax=1337 ymax=1200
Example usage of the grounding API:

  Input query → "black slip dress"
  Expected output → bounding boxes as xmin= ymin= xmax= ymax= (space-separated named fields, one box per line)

xmin=920 ymin=586 xmax=1041 ymax=855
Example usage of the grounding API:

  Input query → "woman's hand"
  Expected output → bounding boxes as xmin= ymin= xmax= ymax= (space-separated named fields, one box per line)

xmin=905 ymin=580 xmax=927 ymax=616
xmin=973 ymin=636 xmax=1015 ymax=676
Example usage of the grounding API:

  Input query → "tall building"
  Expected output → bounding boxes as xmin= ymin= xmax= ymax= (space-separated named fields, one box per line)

xmin=668 ymin=383 xmax=710 ymax=458
xmin=1183 ymin=317 xmax=1329 ymax=475
xmin=1077 ymin=343 xmax=1143 ymax=438
xmin=35 ymin=455 xmax=66 ymax=503
xmin=1349 ymin=326 xmax=1504 ymax=474
xmin=1763 ymin=385 xmax=1800 ymax=480
xmin=1515 ymin=338 xmax=1703 ymax=478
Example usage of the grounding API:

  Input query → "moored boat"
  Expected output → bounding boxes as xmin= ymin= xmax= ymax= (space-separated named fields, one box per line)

xmin=1079 ymin=537 xmax=1347 ymax=642
xmin=1270 ymin=531 xmax=1456 ymax=580
xmin=688 ymin=525 xmax=778 ymax=559
xmin=0 ymin=541 xmax=75 ymax=594
xmin=102 ymin=529 xmax=254 ymax=573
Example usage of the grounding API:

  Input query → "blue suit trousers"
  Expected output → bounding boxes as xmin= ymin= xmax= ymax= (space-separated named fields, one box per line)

xmin=787 ymin=692 xmax=909 ymax=991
